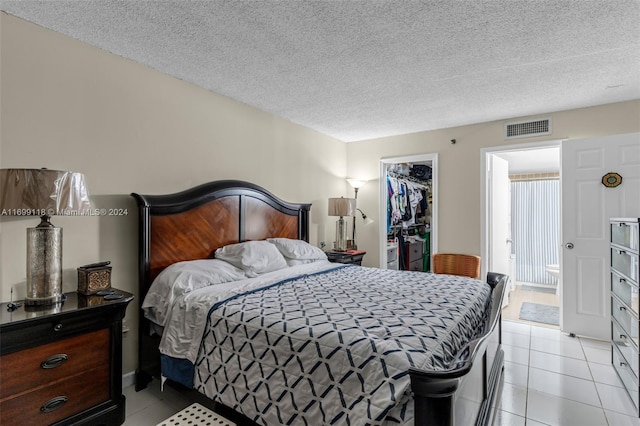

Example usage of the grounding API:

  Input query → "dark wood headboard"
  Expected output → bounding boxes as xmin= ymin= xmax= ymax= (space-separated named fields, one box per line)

xmin=130 ymin=180 xmax=311 ymax=389
xmin=132 ymin=180 xmax=311 ymax=300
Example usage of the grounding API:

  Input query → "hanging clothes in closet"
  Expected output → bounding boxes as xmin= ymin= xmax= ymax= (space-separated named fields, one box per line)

xmin=386 ymin=172 xmax=430 ymax=232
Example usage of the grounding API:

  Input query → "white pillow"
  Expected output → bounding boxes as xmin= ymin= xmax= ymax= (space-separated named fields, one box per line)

xmin=142 ymin=259 xmax=247 ymax=326
xmin=266 ymin=238 xmax=327 ymax=261
xmin=215 ymin=240 xmax=288 ymax=275
xmin=285 ymin=258 xmax=318 ymax=267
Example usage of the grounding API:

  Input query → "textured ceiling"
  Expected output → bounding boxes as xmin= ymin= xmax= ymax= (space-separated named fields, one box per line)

xmin=1 ymin=1 xmax=639 ymax=142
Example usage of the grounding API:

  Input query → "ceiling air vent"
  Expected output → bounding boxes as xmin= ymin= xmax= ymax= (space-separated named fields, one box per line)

xmin=504 ymin=117 xmax=552 ymax=140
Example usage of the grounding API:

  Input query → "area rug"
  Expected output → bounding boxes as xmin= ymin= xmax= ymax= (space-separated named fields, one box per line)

xmin=521 ymin=285 xmax=557 ymax=294
xmin=519 ymin=302 xmax=559 ymax=326
xmin=157 ymin=403 xmax=236 ymax=426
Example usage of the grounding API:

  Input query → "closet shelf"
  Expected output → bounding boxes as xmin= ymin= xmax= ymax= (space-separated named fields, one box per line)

xmin=386 ymin=171 xmax=431 ymax=187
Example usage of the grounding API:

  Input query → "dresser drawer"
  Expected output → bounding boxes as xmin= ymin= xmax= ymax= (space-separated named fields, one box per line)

xmin=0 ymin=365 xmax=109 ymax=426
xmin=405 ymin=241 xmax=423 ymax=263
xmin=1 ymin=308 xmax=115 ymax=355
xmin=387 ymin=243 xmax=398 ymax=270
xmin=613 ymin=344 xmax=640 ymax=415
xmin=612 ymin=296 xmax=639 ymax=348
xmin=407 ymin=259 xmax=423 ymax=271
xmin=612 ymin=221 xmax=639 ymax=252
xmin=612 ymin=271 xmax=640 ymax=317
xmin=611 ymin=247 xmax=639 ymax=283
xmin=387 ymin=243 xmax=398 ymax=259
xmin=0 ymin=328 xmax=110 ymax=399
xmin=613 ymin=320 xmax=639 ymax=378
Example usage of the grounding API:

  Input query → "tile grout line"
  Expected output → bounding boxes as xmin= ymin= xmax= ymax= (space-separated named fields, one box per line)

xmin=579 ymin=336 xmax=610 ymax=425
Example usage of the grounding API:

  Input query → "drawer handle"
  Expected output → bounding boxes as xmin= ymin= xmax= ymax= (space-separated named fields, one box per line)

xmin=41 ymin=353 xmax=68 ymax=369
xmin=620 ymin=306 xmax=627 ymax=311
xmin=620 ymin=334 xmax=627 ymax=340
xmin=53 ymin=323 xmax=63 ymax=332
xmin=620 ymin=362 xmax=628 ymax=367
xmin=41 ymin=396 xmax=68 ymax=413
xmin=619 ymin=250 xmax=627 ymax=255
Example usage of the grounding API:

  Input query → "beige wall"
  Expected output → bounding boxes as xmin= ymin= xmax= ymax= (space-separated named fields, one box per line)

xmin=0 ymin=14 xmax=347 ymax=374
xmin=348 ymin=100 xmax=640 ymax=268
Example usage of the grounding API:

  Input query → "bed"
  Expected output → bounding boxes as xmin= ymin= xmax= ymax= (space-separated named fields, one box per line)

xmin=131 ymin=180 xmax=507 ymax=426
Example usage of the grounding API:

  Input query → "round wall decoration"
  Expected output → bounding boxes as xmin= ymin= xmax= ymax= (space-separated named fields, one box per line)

xmin=602 ymin=172 xmax=622 ymax=188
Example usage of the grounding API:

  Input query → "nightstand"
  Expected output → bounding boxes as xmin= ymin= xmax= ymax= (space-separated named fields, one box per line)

xmin=0 ymin=289 xmax=133 ymax=426
xmin=326 ymin=250 xmax=366 ymax=265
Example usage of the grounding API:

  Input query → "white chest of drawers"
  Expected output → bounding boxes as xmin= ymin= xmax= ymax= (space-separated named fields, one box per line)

xmin=611 ymin=218 xmax=640 ymax=416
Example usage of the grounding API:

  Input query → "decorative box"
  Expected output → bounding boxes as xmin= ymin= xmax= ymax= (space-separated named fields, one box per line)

xmin=77 ymin=261 xmax=111 ymax=295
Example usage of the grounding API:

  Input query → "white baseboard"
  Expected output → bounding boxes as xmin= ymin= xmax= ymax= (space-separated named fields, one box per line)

xmin=122 ymin=371 xmax=136 ymax=389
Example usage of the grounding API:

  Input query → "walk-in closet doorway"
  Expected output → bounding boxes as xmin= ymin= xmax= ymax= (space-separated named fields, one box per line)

xmin=379 ymin=154 xmax=438 ymax=270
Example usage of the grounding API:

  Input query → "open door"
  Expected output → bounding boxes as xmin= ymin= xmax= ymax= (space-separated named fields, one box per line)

xmin=489 ymin=154 xmax=512 ymax=307
xmin=561 ymin=132 xmax=640 ymax=340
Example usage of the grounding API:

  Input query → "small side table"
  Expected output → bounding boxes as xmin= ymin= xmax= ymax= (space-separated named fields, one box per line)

xmin=326 ymin=250 xmax=366 ymax=265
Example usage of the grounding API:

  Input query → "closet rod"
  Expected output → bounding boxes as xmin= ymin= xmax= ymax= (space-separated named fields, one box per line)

xmin=386 ymin=171 xmax=431 ymax=188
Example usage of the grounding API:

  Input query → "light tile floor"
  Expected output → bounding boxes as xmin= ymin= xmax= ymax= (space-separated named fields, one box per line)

xmin=122 ymin=380 xmax=194 ymax=426
xmin=122 ymin=320 xmax=640 ymax=426
xmin=498 ymin=320 xmax=640 ymax=426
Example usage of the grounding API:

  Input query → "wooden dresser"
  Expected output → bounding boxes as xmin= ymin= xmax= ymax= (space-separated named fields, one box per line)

xmin=0 ymin=290 xmax=133 ymax=426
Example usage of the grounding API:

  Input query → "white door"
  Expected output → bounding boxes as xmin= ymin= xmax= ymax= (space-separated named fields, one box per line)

xmin=489 ymin=155 xmax=512 ymax=307
xmin=562 ymin=133 xmax=640 ymax=340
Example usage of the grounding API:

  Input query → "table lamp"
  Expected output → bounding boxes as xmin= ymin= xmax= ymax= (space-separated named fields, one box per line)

xmin=328 ymin=197 xmax=356 ymax=251
xmin=0 ymin=168 xmax=92 ymax=306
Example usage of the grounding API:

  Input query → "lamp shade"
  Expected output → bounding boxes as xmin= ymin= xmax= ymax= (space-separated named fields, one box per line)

xmin=347 ymin=179 xmax=367 ymax=189
xmin=328 ymin=197 xmax=356 ymax=217
xmin=0 ymin=168 xmax=91 ymax=216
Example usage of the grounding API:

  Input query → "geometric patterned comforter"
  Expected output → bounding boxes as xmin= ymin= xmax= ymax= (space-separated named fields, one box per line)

xmin=193 ymin=265 xmax=491 ymax=425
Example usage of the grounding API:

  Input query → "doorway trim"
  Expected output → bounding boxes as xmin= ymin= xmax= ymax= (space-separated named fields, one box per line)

xmin=480 ymin=139 xmax=562 ymax=281
xmin=379 ymin=153 xmax=438 ymax=269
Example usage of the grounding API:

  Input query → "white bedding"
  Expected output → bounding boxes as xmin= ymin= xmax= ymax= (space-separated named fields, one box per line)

xmin=145 ymin=260 xmax=343 ymax=363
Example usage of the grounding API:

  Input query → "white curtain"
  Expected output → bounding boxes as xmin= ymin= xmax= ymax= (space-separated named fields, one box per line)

xmin=511 ymin=179 xmax=560 ymax=285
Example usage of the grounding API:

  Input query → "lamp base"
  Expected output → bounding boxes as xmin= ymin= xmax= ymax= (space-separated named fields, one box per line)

xmin=26 ymin=225 xmax=63 ymax=306
xmin=334 ymin=217 xmax=348 ymax=251
xmin=24 ymin=293 xmax=65 ymax=306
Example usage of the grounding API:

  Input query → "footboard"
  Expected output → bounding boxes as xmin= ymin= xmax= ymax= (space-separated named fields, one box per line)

xmin=410 ymin=272 xmax=507 ymax=426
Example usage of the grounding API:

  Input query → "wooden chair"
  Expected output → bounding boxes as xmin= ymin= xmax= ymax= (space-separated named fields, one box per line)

xmin=432 ymin=253 xmax=481 ymax=279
